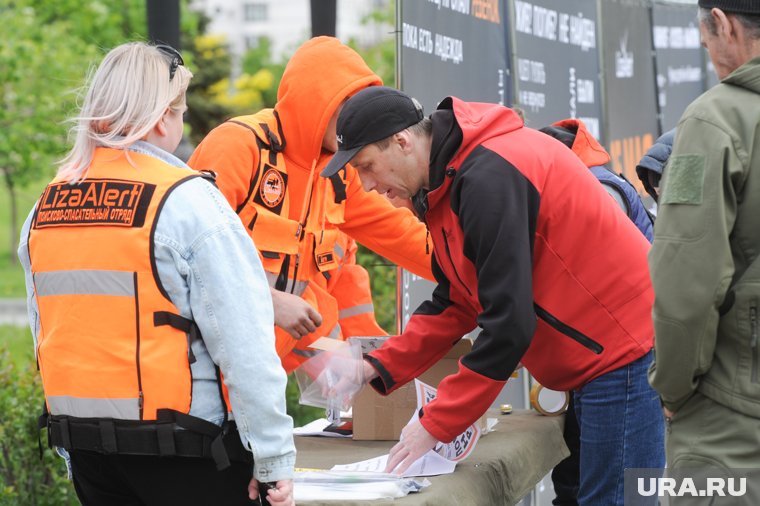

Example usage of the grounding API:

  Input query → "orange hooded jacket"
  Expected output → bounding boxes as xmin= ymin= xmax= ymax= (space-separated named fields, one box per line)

xmin=189 ymin=37 xmax=433 ymax=372
xmin=549 ymin=118 xmax=611 ymax=167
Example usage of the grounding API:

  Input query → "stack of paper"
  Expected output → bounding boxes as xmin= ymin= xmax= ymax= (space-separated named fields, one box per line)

xmin=294 ymin=470 xmax=429 ymax=502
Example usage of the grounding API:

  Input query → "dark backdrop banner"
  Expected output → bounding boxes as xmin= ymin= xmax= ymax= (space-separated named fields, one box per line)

xmin=399 ymin=0 xmax=510 ymax=114
xmin=510 ymin=0 xmax=602 ymax=141
xmin=601 ymin=0 xmax=660 ymax=191
xmin=652 ymin=2 xmax=704 ymax=133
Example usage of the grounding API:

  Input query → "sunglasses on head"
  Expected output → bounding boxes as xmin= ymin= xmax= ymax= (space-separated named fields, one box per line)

xmin=155 ymin=44 xmax=184 ymax=81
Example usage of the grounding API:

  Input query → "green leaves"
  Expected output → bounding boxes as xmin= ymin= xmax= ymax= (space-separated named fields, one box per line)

xmin=0 ymin=2 xmax=88 ymax=187
xmin=0 ymin=328 xmax=79 ymax=506
xmin=0 ymin=0 xmax=148 ymax=263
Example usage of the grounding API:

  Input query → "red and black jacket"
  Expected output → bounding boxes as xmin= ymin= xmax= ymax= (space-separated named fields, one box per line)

xmin=366 ymin=97 xmax=654 ymax=443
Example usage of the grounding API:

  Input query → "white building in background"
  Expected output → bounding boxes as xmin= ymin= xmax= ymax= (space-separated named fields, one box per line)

xmin=190 ymin=0 xmax=392 ymax=63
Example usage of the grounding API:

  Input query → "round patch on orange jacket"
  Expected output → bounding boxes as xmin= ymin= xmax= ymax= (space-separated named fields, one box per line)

xmin=260 ymin=168 xmax=285 ymax=208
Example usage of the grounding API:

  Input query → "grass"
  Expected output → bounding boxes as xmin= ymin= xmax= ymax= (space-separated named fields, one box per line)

xmin=0 ymin=177 xmax=49 ymax=298
xmin=0 ymin=324 xmax=34 ymax=367
xmin=0 ymin=260 xmax=28 ymax=298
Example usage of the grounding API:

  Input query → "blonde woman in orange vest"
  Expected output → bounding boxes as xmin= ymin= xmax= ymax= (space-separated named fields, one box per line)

xmin=18 ymin=42 xmax=294 ymax=506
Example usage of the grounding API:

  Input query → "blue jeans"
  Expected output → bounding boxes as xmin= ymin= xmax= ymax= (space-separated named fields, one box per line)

xmin=573 ymin=350 xmax=665 ymax=505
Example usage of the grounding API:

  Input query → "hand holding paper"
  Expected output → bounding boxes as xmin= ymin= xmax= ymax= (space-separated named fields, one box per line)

xmin=385 ymin=419 xmax=440 ymax=475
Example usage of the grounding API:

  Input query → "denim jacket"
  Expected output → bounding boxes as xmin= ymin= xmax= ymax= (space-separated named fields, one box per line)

xmin=18 ymin=141 xmax=296 ymax=482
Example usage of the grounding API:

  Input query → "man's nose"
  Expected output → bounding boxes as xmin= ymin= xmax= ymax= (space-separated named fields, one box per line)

xmin=360 ymin=175 xmax=376 ymax=193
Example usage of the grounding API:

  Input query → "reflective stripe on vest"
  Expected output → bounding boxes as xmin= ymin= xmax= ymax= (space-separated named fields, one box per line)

xmin=34 ymin=270 xmax=134 ymax=297
xmin=47 ymin=395 xmax=140 ymax=420
xmin=338 ymin=303 xmax=374 ymax=320
xmin=264 ymin=271 xmax=309 ymax=297
xmin=28 ymin=148 xmax=227 ymax=421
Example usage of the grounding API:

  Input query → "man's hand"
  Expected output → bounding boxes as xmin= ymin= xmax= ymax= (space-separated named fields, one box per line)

xmin=248 ymin=478 xmax=294 ymax=506
xmin=296 ymin=349 xmax=376 ymax=412
xmin=384 ymin=419 xmax=440 ymax=475
xmin=270 ymin=288 xmax=322 ymax=339
xmin=323 ymin=359 xmax=378 ymax=408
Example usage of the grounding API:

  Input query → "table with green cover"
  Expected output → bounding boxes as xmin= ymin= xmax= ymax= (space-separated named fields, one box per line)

xmin=295 ymin=409 xmax=569 ymax=506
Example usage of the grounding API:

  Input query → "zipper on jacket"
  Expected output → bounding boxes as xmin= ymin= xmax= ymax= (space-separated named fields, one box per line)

xmin=441 ymin=229 xmax=472 ymax=297
xmin=750 ymin=305 xmax=758 ymax=383
xmin=133 ymin=273 xmax=145 ymax=419
xmin=290 ymin=253 xmax=300 ymax=294
xmin=534 ymin=304 xmax=604 ymax=354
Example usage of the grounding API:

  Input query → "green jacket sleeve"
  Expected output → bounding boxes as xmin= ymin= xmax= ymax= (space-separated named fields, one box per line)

xmin=648 ymin=117 xmax=740 ymax=411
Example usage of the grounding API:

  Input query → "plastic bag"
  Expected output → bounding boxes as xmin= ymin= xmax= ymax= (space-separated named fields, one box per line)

xmin=294 ymin=339 xmax=364 ymax=414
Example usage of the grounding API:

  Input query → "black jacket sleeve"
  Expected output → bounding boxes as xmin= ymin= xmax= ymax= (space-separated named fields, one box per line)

xmin=453 ymin=145 xmax=539 ymax=381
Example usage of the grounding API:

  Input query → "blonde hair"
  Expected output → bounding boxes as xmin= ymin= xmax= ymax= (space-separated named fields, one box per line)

xmin=57 ymin=42 xmax=193 ymax=183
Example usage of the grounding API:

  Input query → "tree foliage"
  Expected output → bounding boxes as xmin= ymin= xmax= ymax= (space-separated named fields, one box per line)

xmin=241 ymin=37 xmax=287 ymax=108
xmin=185 ymin=34 xmax=287 ymax=144
xmin=0 ymin=0 xmax=152 ymax=263
xmin=347 ymin=1 xmax=396 ymax=86
xmin=185 ymin=33 xmax=235 ymax=144
xmin=0 ymin=0 xmax=212 ymax=261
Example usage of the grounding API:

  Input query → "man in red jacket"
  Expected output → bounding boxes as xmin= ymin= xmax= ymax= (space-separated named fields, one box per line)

xmin=322 ymin=87 xmax=664 ymax=505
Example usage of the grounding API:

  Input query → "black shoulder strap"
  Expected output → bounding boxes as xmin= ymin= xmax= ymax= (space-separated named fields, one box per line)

xmin=226 ymin=117 xmax=281 ymax=213
xmin=154 ymin=311 xmax=198 ymax=364
xmin=329 ymin=172 xmax=347 ymax=204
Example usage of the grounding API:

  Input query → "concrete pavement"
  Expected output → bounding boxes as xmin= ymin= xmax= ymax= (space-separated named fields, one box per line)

xmin=0 ymin=298 xmax=28 ymax=327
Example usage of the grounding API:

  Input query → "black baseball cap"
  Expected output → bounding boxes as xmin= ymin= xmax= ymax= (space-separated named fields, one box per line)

xmin=699 ymin=0 xmax=760 ymax=14
xmin=321 ymin=86 xmax=424 ymax=177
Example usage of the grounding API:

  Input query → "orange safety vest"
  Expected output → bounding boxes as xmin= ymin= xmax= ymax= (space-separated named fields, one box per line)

xmin=227 ymin=112 xmax=387 ymax=372
xmin=28 ymin=148 xmax=242 ymax=466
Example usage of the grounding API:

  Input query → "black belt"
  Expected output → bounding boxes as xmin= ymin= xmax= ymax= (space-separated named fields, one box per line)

xmin=42 ymin=409 xmax=252 ymax=471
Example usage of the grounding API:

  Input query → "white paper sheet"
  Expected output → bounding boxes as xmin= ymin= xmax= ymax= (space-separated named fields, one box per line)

xmin=294 ymin=470 xmax=429 ymax=501
xmin=331 ymin=449 xmax=456 ymax=477
xmin=293 ymin=418 xmax=351 ymax=438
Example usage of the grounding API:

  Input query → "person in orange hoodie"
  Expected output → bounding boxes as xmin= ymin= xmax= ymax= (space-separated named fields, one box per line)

xmin=189 ymin=37 xmax=433 ymax=372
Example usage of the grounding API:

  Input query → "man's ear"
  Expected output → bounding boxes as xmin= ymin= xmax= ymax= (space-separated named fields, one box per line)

xmin=395 ymin=131 xmax=411 ymax=152
xmin=713 ymin=8 xmax=737 ymax=41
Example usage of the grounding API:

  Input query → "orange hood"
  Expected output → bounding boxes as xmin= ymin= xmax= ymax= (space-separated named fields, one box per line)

xmin=550 ymin=118 xmax=610 ymax=168
xmin=275 ymin=37 xmax=382 ymax=169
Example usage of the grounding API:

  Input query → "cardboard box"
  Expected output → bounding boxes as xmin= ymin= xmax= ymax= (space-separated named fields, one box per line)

xmin=350 ymin=338 xmax=484 ymax=441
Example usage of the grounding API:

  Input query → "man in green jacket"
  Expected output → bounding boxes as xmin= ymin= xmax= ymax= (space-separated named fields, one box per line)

xmin=649 ymin=0 xmax=760 ymax=474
